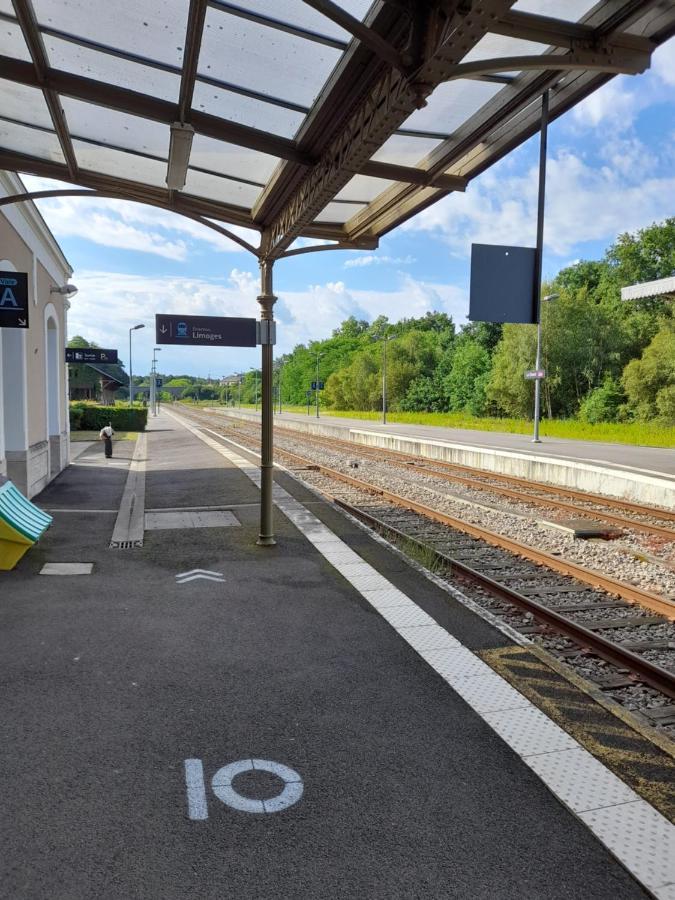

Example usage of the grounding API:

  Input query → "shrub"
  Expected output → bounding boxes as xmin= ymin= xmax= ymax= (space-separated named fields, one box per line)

xmin=578 ymin=377 xmax=625 ymax=424
xmin=69 ymin=402 xmax=148 ymax=431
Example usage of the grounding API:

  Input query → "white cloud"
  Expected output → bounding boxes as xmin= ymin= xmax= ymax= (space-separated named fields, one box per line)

xmin=20 ymin=175 xmax=259 ymax=259
xmin=66 ymin=269 xmax=468 ymax=376
xmin=402 ymin=149 xmax=675 ymax=258
xmin=343 ymin=254 xmax=416 ymax=268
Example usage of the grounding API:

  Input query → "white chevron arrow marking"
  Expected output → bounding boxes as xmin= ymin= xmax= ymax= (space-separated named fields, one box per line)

xmin=176 ymin=568 xmax=225 ymax=584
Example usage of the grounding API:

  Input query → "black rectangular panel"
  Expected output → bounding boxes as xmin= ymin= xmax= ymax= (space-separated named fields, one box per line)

xmin=0 ymin=271 xmax=29 ymax=329
xmin=65 ymin=348 xmax=118 ymax=363
xmin=469 ymin=244 xmax=537 ymax=324
xmin=155 ymin=314 xmax=257 ymax=347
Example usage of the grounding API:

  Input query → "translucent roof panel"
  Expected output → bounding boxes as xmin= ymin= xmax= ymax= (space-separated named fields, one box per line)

xmin=0 ymin=80 xmax=54 ymax=130
xmin=512 ymin=0 xmax=599 ymax=19
xmin=0 ymin=119 xmax=65 ymax=164
xmin=0 ymin=16 xmax=31 ymax=61
xmin=189 ymin=133 xmax=281 ymax=183
xmin=43 ymin=36 xmax=181 ymax=103
xmin=225 ymin=0 xmax=372 ymax=42
xmin=371 ymin=134 xmax=442 ymax=168
xmin=61 ymin=98 xmax=169 ymax=159
xmin=33 ymin=0 xmax=189 ymax=67
xmin=462 ymin=33 xmax=549 ymax=63
xmin=402 ymin=80 xmax=503 ymax=135
xmin=199 ymin=6 xmax=343 ymax=108
xmin=0 ymin=0 xmax=15 ymax=12
xmin=334 ymin=174 xmax=396 ymax=203
xmin=184 ymin=169 xmax=262 ymax=209
xmin=192 ymin=81 xmax=304 ymax=139
xmin=314 ymin=201 xmax=367 ymax=224
xmin=72 ymin=140 xmax=169 ymax=187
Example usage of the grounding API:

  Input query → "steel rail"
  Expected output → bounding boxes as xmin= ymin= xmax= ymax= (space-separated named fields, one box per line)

xmin=182 ymin=409 xmax=675 ymax=617
xmin=331 ymin=497 xmax=675 ymax=702
xmin=277 ymin=431 xmax=675 ymax=539
xmin=270 ymin=447 xmax=675 ymax=620
xmin=257 ymin=417 xmax=675 ymax=529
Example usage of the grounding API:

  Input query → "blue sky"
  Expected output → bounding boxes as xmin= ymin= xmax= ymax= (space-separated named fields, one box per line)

xmin=25 ymin=37 xmax=675 ymax=380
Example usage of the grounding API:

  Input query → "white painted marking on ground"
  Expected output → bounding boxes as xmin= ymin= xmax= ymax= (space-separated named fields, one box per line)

xmin=211 ymin=759 xmax=303 ymax=815
xmin=40 ymin=563 xmax=93 ymax=575
xmin=145 ymin=510 xmax=239 ymax=530
xmin=168 ymin=409 xmax=675 ymax=897
xmin=184 ymin=758 xmax=208 ymax=820
xmin=175 ymin=568 xmax=225 ymax=584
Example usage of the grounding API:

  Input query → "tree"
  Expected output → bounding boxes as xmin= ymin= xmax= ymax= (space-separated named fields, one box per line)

xmin=621 ymin=319 xmax=675 ymax=422
xmin=445 ymin=341 xmax=491 ymax=415
xmin=578 ymin=377 xmax=626 ymax=423
xmin=487 ymin=324 xmax=537 ymax=418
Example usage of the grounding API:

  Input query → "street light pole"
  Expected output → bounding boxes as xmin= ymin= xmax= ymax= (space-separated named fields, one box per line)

xmin=151 ymin=347 xmax=161 ymax=416
xmin=128 ymin=323 xmax=145 ymax=405
xmin=382 ymin=336 xmax=392 ymax=425
xmin=315 ymin=352 xmax=324 ymax=418
xmin=532 ymin=89 xmax=549 ymax=444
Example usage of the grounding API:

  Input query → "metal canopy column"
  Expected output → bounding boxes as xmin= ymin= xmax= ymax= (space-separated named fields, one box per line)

xmin=257 ymin=259 xmax=277 ymax=546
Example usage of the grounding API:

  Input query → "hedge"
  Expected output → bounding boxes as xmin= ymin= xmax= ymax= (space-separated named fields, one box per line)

xmin=69 ymin=403 xmax=147 ymax=432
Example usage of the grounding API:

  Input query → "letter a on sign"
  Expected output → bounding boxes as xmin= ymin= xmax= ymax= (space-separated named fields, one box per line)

xmin=0 ymin=287 xmax=18 ymax=307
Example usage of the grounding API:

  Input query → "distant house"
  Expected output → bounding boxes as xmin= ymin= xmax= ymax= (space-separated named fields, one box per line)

xmin=69 ymin=363 xmax=126 ymax=405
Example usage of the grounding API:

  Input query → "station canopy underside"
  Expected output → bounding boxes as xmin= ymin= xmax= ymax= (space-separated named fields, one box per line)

xmin=0 ymin=0 xmax=673 ymax=260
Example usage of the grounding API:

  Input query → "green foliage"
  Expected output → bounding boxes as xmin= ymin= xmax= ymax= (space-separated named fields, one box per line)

xmin=578 ymin=377 xmax=626 ymax=424
xmin=69 ymin=402 xmax=148 ymax=431
xmin=445 ymin=340 xmax=491 ymax=415
xmin=622 ymin=319 xmax=675 ymax=422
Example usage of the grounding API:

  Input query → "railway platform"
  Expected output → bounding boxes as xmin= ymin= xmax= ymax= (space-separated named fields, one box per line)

xmin=1 ymin=411 xmax=674 ymax=899
xmin=216 ymin=408 xmax=675 ymax=509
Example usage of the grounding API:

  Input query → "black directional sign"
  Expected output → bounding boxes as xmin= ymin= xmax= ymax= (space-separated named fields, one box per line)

xmin=156 ymin=314 xmax=256 ymax=347
xmin=0 ymin=271 xmax=29 ymax=329
xmin=65 ymin=348 xmax=119 ymax=364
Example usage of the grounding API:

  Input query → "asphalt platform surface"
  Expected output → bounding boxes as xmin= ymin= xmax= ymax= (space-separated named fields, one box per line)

xmin=230 ymin=408 xmax=674 ymax=478
xmin=0 ymin=415 xmax=649 ymax=899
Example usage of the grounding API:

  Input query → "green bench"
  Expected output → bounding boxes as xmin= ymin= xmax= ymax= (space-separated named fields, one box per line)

xmin=0 ymin=481 xmax=52 ymax=570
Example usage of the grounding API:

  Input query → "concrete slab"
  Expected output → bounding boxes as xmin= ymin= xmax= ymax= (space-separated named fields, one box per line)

xmin=145 ymin=510 xmax=239 ymax=530
xmin=0 ymin=411 xmax=658 ymax=899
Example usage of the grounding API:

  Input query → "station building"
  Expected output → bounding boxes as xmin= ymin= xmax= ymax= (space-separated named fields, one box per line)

xmin=0 ymin=171 xmax=72 ymax=498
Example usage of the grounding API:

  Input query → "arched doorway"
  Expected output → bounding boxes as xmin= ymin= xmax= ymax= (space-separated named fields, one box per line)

xmin=44 ymin=304 xmax=62 ymax=477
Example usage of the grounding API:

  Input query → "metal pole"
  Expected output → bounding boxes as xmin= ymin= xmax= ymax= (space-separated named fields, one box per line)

xmin=150 ymin=358 xmax=155 ymax=416
xmin=382 ymin=338 xmax=387 ymax=425
xmin=238 ymin=375 xmax=241 ymax=408
xmin=128 ymin=328 xmax=133 ymax=405
xmin=257 ymin=259 xmax=276 ymax=546
xmin=315 ymin=353 xmax=320 ymax=418
xmin=278 ymin=364 xmax=282 ymax=414
xmin=255 ymin=370 xmax=259 ymax=412
xmin=532 ymin=89 xmax=549 ymax=444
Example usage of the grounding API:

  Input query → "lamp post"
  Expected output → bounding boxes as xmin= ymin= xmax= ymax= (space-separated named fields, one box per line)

xmin=151 ymin=347 xmax=161 ymax=416
xmin=238 ymin=374 xmax=242 ymax=408
xmin=315 ymin=351 xmax=324 ymax=418
xmin=128 ymin=323 xmax=145 ymax=404
xmin=250 ymin=368 xmax=259 ymax=412
xmin=532 ymin=293 xmax=558 ymax=443
xmin=381 ymin=334 xmax=395 ymax=425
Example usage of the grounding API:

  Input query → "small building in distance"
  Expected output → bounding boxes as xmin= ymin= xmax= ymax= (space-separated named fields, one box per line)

xmin=68 ymin=363 xmax=127 ymax=405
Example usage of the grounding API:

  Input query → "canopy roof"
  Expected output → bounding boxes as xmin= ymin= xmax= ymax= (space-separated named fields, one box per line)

xmin=621 ymin=275 xmax=675 ymax=301
xmin=0 ymin=0 xmax=673 ymax=260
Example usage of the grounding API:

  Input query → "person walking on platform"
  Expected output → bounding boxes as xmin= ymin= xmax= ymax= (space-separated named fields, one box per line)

xmin=99 ymin=423 xmax=114 ymax=458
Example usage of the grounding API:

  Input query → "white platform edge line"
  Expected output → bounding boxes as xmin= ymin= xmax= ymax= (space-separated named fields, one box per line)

xmin=168 ymin=410 xmax=675 ymax=894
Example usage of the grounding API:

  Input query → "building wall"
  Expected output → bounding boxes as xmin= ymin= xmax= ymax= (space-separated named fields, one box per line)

xmin=0 ymin=171 xmax=72 ymax=498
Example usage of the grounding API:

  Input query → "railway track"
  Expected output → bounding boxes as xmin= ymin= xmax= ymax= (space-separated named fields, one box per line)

xmin=179 ymin=408 xmax=675 ymax=723
xmin=223 ymin=411 xmax=675 ymax=541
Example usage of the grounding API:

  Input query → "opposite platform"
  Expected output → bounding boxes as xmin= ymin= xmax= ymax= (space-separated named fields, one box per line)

xmin=0 ymin=412 xmax=672 ymax=899
xmin=215 ymin=408 xmax=675 ymax=509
